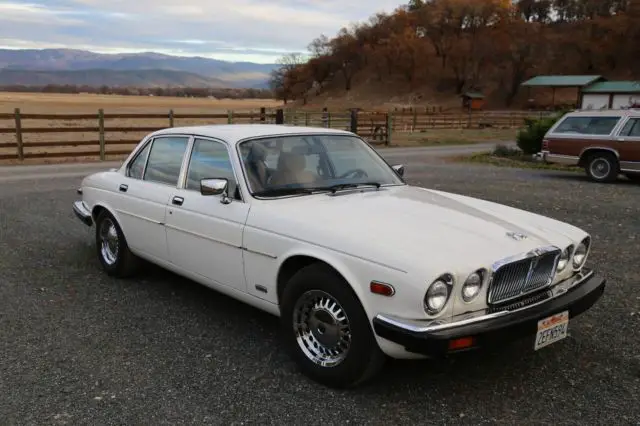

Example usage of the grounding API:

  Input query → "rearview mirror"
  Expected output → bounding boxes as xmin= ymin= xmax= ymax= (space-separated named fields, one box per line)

xmin=392 ymin=164 xmax=405 ymax=177
xmin=200 ymin=178 xmax=231 ymax=204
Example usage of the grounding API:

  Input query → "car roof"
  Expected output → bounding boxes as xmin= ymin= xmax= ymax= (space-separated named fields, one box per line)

xmin=149 ymin=124 xmax=354 ymax=144
xmin=565 ymin=108 xmax=640 ymax=117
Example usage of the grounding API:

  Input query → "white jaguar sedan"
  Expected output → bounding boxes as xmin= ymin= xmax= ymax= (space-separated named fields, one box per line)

xmin=73 ymin=124 xmax=606 ymax=388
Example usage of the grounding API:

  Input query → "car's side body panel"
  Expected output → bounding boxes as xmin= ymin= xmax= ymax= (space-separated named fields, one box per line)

xmin=164 ymin=188 xmax=251 ymax=292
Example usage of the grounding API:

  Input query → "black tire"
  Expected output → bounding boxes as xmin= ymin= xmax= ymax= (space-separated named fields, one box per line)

xmin=280 ymin=262 xmax=386 ymax=389
xmin=584 ymin=152 xmax=619 ymax=183
xmin=94 ymin=209 xmax=140 ymax=278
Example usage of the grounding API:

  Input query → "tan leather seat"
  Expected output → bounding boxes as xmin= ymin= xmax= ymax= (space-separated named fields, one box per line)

xmin=270 ymin=151 xmax=316 ymax=186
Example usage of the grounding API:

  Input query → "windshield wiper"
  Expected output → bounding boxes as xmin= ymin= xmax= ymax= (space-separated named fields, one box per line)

xmin=253 ymin=187 xmax=330 ymax=197
xmin=327 ymin=182 xmax=382 ymax=193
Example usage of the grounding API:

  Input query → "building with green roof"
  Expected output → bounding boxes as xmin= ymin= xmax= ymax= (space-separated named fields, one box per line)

xmin=520 ymin=75 xmax=640 ymax=110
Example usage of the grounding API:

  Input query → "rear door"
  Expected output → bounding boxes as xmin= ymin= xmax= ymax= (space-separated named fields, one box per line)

xmin=113 ymin=135 xmax=190 ymax=263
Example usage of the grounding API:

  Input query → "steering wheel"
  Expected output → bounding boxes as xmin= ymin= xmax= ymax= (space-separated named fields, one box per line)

xmin=338 ymin=168 xmax=368 ymax=179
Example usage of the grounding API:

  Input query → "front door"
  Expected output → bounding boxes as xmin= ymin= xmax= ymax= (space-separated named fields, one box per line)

xmin=164 ymin=136 xmax=250 ymax=292
xmin=113 ymin=135 xmax=190 ymax=263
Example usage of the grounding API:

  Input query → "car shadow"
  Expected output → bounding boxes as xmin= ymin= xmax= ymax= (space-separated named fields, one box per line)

xmin=535 ymin=172 xmax=640 ymax=186
xmin=125 ymin=259 xmax=576 ymax=395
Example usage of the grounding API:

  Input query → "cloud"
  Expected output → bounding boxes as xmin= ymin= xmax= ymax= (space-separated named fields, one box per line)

xmin=0 ymin=0 xmax=402 ymax=63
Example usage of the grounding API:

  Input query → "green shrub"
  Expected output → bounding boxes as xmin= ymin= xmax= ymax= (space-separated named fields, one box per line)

xmin=516 ymin=113 xmax=563 ymax=154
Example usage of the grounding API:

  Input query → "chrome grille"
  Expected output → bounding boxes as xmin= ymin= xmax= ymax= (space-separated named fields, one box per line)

xmin=487 ymin=247 xmax=561 ymax=305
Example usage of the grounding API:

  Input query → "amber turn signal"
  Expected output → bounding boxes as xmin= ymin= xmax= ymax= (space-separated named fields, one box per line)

xmin=370 ymin=281 xmax=395 ymax=297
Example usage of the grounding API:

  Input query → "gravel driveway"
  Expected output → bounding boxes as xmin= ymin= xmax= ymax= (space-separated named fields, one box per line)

xmin=0 ymin=159 xmax=639 ymax=425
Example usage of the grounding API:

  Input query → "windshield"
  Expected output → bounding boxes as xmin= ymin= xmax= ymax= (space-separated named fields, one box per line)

xmin=237 ymin=134 xmax=404 ymax=197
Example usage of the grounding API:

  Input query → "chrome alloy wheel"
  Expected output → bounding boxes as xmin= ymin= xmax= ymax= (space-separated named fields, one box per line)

xmin=590 ymin=158 xmax=610 ymax=180
xmin=293 ymin=290 xmax=352 ymax=367
xmin=99 ymin=217 xmax=119 ymax=266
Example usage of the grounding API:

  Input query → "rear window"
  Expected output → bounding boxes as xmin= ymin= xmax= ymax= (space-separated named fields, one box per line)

xmin=552 ymin=116 xmax=621 ymax=136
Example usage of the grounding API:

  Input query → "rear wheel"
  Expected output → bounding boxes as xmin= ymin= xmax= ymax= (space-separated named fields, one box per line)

xmin=94 ymin=209 xmax=140 ymax=277
xmin=584 ymin=152 xmax=618 ymax=183
xmin=280 ymin=262 xmax=386 ymax=388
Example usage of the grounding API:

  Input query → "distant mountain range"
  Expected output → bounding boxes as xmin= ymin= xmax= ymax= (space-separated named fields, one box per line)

xmin=0 ymin=49 xmax=278 ymax=89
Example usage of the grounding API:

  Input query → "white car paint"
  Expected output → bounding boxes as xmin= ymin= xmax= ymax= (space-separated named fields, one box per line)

xmin=76 ymin=124 xmax=595 ymax=361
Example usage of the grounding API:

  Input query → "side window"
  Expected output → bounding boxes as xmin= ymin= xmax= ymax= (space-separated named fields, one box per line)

xmin=553 ymin=116 xmax=621 ymax=135
xmin=143 ymin=136 xmax=189 ymax=186
xmin=619 ymin=118 xmax=640 ymax=137
xmin=185 ymin=138 xmax=237 ymax=196
xmin=127 ymin=140 xmax=152 ymax=179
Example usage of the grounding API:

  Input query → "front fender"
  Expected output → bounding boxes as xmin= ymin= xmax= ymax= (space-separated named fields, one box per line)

xmin=276 ymin=245 xmax=435 ymax=323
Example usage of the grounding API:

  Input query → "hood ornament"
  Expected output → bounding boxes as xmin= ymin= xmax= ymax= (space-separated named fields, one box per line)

xmin=506 ymin=231 xmax=528 ymax=241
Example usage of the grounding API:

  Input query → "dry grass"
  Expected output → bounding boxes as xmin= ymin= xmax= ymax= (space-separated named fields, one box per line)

xmin=0 ymin=92 xmax=283 ymax=114
xmin=388 ymin=128 xmax=518 ymax=147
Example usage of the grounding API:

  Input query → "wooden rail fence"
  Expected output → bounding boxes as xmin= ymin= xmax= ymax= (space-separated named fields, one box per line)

xmin=0 ymin=107 xmax=547 ymax=162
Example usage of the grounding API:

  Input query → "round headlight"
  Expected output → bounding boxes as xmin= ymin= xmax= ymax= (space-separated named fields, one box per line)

xmin=424 ymin=274 xmax=453 ymax=314
xmin=462 ymin=271 xmax=483 ymax=302
xmin=572 ymin=237 xmax=590 ymax=269
xmin=557 ymin=245 xmax=573 ymax=272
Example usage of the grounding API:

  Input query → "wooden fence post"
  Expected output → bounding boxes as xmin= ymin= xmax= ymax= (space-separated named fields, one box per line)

xmin=350 ymin=109 xmax=358 ymax=134
xmin=260 ymin=107 xmax=266 ymax=122
xmin=386 ymin=111 xmax=393 ymax=146
xmin=98 ymin=109 xmax=105 ymax=161
xmin=227 ymin=110 xmax=233 ymax=124
xmin=304 ymin=112 xmax=309 ymax=126
xmin=14 ymin=108 xmax=23 ymax=161
xmin=275 ymin=109 xmax=284 ymax=124
xmin=412 ymin=109 xmax=417 ymax=132
xmin=169 ymin=109 xmax=174 ymax=127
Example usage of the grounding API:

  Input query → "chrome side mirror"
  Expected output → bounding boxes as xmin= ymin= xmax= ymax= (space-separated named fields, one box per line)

xmin=200 ymin=178 xmax=231 ymax=204
xmin=392 ymin=164 xmax=405 ymax=177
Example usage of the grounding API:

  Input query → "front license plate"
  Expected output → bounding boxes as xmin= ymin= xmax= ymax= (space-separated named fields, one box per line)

xmin=534 ymin=310 xmax=569 ymax=351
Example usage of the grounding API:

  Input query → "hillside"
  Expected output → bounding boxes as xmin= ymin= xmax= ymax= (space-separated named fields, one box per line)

xmin=273 ymin=0 xmax=640 ymax=110
xmin=0 ymin=69 xmax=228 ymax=88
xmin=0 ymin=49 xmax=278 ymax=89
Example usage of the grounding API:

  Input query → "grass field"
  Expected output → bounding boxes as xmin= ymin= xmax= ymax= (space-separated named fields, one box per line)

xmin=0 ymin=92 xmax=282 ymax=114
xmin=388 ymin=128 xmax=517 ymax=148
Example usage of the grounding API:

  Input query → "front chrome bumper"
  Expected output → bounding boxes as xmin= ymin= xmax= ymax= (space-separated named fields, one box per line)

xmin=372 ymin=269 xmax=605 ymax=356
xmin=73 ymin=200 xmax=93 ymax=227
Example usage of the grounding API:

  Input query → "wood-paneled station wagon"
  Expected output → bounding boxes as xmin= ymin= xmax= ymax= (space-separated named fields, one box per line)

xmin=540 ymin=109 xmax=640 ymax=182
xmin=73 ymin=124 xmax=606 ymax=388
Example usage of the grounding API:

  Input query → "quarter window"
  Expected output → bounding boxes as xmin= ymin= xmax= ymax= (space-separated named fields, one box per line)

xmin=553 ymin=116 xmax=621 ymax=135
xmin=143 ymin=136 xmax=189 ymax=186
xmin=127 ymin=140 xmax=152 ymax=179
xmin=619 ymin=118 xmax=640 ymax=137
xmin=185 ymin=138 xmax=237 ymax=196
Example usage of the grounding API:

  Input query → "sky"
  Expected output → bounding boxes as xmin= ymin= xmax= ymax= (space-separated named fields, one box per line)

xmin=0 ymin=0 xmax=404 ymax=63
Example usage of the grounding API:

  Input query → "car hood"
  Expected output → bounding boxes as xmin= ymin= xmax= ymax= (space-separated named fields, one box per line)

xmin=247 ymin=185 xmax=586 ymax=274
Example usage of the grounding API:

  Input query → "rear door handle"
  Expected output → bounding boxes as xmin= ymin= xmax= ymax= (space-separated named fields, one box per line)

xmin=119 ymin=184 xmax=128 ymax=192
xmin=172 ymin=196 xmax=184 ymax=206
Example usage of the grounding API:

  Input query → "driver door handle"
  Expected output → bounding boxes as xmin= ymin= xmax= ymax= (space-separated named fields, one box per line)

xmin=172 ymin=196 xmax=184 ymax=206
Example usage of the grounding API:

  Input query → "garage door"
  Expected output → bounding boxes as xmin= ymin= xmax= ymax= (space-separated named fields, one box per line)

xmin=581 ymin=94 xmax=610 ymax=110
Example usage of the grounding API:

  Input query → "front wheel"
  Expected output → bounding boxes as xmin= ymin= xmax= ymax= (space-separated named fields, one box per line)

xmin=280 ymin=263 xmax=386 ymax=388
xmin=94 ymin=209 xmax=140 ymax=278
xmin=584 ymin=152 xmax=618 ymax=183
